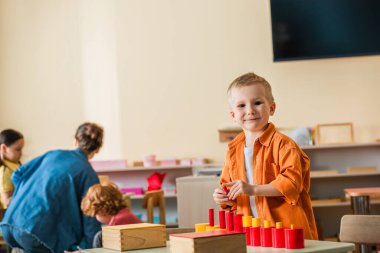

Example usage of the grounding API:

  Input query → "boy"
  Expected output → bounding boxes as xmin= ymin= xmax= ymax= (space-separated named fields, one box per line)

xmin=213 ymin=72 xmax=318 ymax=239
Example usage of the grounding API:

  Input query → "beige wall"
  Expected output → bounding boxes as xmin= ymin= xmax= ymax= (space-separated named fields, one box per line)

xmin=1 ymin=0 xmax=380 ymax=163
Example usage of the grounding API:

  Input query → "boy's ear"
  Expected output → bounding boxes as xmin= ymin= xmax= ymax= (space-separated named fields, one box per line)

xmin=229 ymin=111 xmax=235 ymax=120
xmin=269 ymin=102 xmax=276 ymax=116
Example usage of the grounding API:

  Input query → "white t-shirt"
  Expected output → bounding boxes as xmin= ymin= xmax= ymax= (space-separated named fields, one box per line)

xmin=244 ymin=146 xmax=259 ymax=218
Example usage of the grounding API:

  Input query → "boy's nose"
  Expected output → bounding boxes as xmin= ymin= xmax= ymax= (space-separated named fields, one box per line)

xmin=246 ymin=107 xmax=255 ymax=115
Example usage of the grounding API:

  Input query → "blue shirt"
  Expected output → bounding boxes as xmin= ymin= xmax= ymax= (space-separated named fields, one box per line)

xmin=0 ymin=149 xmax=101 ymax=253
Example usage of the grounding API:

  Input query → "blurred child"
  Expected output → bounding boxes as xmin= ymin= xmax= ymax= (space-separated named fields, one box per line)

xmin=81 ymin=182 xmax=142 ymax=247
xmin=0 ymin=129 xmax=24 ymax=208
xmin=213 ymin=72 xmax=318 ymax=239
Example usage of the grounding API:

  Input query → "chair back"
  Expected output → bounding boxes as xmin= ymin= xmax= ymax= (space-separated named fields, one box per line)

xmin=340 ymin=215 xmax=380 ymax=244
xmin=122 ymin=193 xmax=132 ymax=209
xmin=142 ymin=190 xmax=166 ymax=225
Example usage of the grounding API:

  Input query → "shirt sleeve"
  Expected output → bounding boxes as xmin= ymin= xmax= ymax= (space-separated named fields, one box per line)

xmin=270 ymin=145 xmax=306 ymax=205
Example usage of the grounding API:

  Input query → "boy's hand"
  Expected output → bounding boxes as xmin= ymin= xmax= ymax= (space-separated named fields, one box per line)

xmin=213 ymin=188 xmax=233 ymax=206
xmin=224 ymin=180 xmax=255 ymax=200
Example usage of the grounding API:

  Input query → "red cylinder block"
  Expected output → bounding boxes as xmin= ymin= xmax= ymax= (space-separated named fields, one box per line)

xmin=226 ymin=212 xmax=234 ymax=231
xmin=234 ymin=214 xmax=243 ymax=232
xmin=260 ymin=227 xmax=273 ymax=247
xmin=285 ymin=228 xmax=304 ymax=249
xmin=218 ymin=211 xmax=226 ymax=229
xmin=209 ymin=208 xmax=214 ymax=226
xmin=249 ymin=227 xmax=261 ymax=246
xmin=243 ymin=227 xmax=251 ymax=245
xmin=272 ymin=227 xmax=285 ymax=248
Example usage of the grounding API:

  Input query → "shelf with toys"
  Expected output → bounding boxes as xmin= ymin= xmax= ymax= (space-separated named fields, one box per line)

xmin=301 ymin=141 xmax=380 ymax=239
xmin=90 ymin=158 xmax=213 ymax=227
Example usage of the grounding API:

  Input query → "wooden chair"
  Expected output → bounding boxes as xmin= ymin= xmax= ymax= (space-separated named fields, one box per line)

xmin=142 ymin=190 xmax=166 ymax=225
xmin=122 ymin=193 xmax=132 ymax=209
xmin=340 ymin=215 xmax=380 ymax=253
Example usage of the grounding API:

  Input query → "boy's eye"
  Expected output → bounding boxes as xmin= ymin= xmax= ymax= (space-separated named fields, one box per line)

xmin=237 ymin=104 xmax=245 ymax=108
xmin=254 ymin=101 xmax=263 ymax=106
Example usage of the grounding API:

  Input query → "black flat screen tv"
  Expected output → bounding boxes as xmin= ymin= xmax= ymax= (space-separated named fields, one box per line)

xmin=270 ymin=0 xmax=380 ymax=61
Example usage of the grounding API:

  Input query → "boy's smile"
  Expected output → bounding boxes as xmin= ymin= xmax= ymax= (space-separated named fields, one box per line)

xmin=229 ymin=84 xmax=276 ymax=136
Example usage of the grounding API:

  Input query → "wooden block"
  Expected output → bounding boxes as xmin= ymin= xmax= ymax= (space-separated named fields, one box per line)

xmin=169 ymin=230 xmax=246 ymax=253
xmin=346 ymin=166 xmax=377 ymax=173
xmin=102 ymin=223 xmax=166 ymax=251
xmin=133 ymin=161 xmax=144 ymax=167
xmin=310 ymin=170 xmax=338 ymax=176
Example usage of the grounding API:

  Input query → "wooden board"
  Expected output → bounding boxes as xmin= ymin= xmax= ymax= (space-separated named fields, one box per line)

xmin=102 ymin=223 xmax=166 ymax=251
xmin=311 ymin=198 xmax=344 ymax=205
xmin=346 ymin=166 xmax=377 ymax=173
xmin=310 ymin=170 xmax=338 ymax=176
xmin=169 ymin=231 xmax=246 ymax=253
xmin=344 ymin=187 xmax=380 ymax=199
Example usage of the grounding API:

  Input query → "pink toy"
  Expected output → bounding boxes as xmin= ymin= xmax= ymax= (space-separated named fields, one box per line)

xmin=120 ymin=187 xmax=144 ymax=195
xmin=147 ymin=172 xmax=166 ymax=191
xmin=160 ymin=159 xmax=177 ymax=166
xmin=143 ymin=155 xmax=156 ymax=167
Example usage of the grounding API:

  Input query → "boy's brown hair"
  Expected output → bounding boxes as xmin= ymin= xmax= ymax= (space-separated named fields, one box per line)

xmin=81 ymin=182 xmax=127 ymax=216
xmin=227 ymin=72 xmax=275 ymax=104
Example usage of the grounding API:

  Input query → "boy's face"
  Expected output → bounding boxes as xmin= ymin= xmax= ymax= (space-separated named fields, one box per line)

xmin=229 ymin=84 xmax=276 ymax=134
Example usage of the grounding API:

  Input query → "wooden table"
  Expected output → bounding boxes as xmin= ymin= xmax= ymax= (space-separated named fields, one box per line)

xmin=83 ymin=240 xmax=354 ymax=253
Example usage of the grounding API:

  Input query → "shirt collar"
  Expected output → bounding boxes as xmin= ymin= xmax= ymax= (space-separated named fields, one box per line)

xmin=228 ymin=122 xmax=277 ymax=149
xmin=257 ymin=122 xmax=276 ymax=147
xmin=2 ymin=159 xmax=21 ymax=171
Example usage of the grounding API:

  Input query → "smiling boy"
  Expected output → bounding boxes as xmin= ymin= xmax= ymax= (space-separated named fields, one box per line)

xmin=213 ymin=72 xmax=318 ymax=239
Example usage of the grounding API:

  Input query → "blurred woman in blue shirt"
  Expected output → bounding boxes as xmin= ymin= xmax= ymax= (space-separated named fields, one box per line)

xmin=0 ymin=122 xmax=104 ymax=253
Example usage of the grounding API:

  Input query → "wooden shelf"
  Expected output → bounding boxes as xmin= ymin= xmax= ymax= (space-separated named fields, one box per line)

xmin=301 ymin=142 xmax=380 ymax=150
xmin=312 ymin=199 xmax=380 ymax=207
xmin=130 ymin=193 xmax=177 ymax=200
xmin=311 ymin=171 xmax=380 ymax=179
xmin=94 ymin=165 xmax=193 ymax=173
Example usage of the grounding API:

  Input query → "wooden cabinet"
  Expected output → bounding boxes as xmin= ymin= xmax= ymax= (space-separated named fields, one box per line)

xmin=176 ymin=175 xmax=220 ymax=228
xmin=302 ymin=142 xmax=380 ymax=239
xmin=94 ymin=165 xmax=193 ymax=227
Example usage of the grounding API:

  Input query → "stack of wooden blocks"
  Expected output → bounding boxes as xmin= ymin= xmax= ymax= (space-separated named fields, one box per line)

xmin=102 ymin=223 xmax=166 ymax=251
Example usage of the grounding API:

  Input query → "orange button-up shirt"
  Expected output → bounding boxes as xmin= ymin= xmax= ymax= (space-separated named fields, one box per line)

xmin=220 ymin=123 xmax=318 ymax=239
